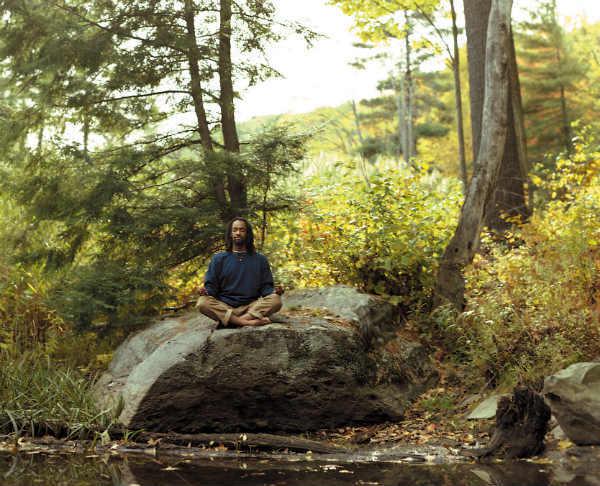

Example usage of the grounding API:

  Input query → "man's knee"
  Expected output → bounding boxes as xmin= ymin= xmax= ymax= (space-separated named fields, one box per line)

xmin=195 ymin=295 xmax=213 ymax=313
xmin=267 ymin=293 xmax=282 ymax=313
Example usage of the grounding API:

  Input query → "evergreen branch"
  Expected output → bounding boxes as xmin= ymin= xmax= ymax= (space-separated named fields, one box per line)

xmin=88 ymin=90 xmax=192 ymax=104
xmin=144 ymin=139 xmax=204 ymax=165
xmin=91 ymin=129 xmax=200 ymax=156
xmin=132 ymin=170 xmax=202 ymax=191
xmin=230 ymin=0 xmax=319 ymax=36
xmin=51 ymin=1 xmax=187 ymax=54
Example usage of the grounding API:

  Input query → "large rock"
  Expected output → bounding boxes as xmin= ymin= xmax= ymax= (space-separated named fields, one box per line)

xmin=544 ymin=362 xmax=600 ymax=445
xmin=95 ymin=285 xmax=437 ymax=432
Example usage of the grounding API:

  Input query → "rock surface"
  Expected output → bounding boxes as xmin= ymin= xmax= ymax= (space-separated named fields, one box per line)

xmin=543 ymin=362 xmax=600 ymax=445
xmin=95 ymin=285 xmax=437 ymax=432
xmin=466 ymin=394 xmax=508 ymax=420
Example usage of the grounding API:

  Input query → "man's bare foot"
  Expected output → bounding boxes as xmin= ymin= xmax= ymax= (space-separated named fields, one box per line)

xmin=239 ymin=315 xmax=270 ymax=326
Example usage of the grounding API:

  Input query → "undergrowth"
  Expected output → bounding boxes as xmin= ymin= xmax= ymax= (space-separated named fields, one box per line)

xmin=0 ymin=353 xmax=114 ymax=439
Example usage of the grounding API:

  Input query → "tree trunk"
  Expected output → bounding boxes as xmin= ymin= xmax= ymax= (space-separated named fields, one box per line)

xmin=465 ymin=0 xmax=528 ymax=231
xmin=352 ymin=99 xmax=371 ymax=187
xmin=464 ymin=0 xmax=490 ymax=166
xmin=434 ymin=0 xmax=513 ymax=310
xmin=183 ymin=0 xmax=214 ymax=153
xmin=83 ymin=106 xmax=90 ymax=163
xmin=396 ymin=76 xmax=407 ymax=159
xmin=450 ymin=0 xmax=468 ymax=192
xmin=219 ymin=0 xmax=246 ymax=216
xmin=549 ymin=0 xmax=572 ymax=156
xmin=485 ymin=33 xmax=529 ymax=230
xmin=404 ymin=11 xmax=415 ymax=162
xmin=351 ymin=99 xmax=365 ymax=146
xmin=183 ymin=0 xmax=227 ymax=211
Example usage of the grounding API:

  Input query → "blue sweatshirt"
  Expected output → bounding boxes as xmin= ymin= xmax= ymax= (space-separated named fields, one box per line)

xmin=204 ymin=251 xmax=275 ymax=307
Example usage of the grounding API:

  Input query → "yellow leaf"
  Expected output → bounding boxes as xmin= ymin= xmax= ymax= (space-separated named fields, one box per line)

xmin=558 ymin=439 xmax=573 ymax=450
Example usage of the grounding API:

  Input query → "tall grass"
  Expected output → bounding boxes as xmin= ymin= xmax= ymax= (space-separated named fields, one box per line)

xmin=0 ymin=352 xmax=114 ymax=439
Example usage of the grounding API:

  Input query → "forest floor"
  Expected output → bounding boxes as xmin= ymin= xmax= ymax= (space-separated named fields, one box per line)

xmin=0 ymin=371 xmax=572 ymax=463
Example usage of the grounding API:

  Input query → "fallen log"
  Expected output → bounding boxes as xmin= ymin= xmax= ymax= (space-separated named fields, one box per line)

xmin=135 ymin=431 xmax=347 ymax=454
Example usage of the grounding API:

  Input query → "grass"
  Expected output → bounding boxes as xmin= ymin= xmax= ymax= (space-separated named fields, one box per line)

xmin=0 ymin=352 xmax=114 ymax=439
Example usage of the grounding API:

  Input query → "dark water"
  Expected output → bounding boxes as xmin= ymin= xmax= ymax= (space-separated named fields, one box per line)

xmin=0 ymin=451 xmax=597 ymax=486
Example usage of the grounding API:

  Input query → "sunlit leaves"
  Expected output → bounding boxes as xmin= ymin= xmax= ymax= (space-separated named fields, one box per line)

xmin=267 ymin=157 xmax=462 ymax=307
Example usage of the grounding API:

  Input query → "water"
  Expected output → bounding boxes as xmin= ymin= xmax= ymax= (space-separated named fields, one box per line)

xmin=0 ymin=450 xmax=596 ymax=485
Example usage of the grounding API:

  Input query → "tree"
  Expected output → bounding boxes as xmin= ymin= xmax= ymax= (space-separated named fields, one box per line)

xmin=517 ymin=0 xmax=585 ymax=163
xmin=464 ymin=0 xmax=528 ymax=231
xmin=0 ymin=0 xmax=313 ymax=326
xmin=434 ymin=0 xmax=513 ymax=310
xmin=331 ymin=0 xmax=444 ymax=163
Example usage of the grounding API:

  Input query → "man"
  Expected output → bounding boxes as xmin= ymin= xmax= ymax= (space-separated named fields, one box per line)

xmin=196 ymin=217 xmax=282 ymax=327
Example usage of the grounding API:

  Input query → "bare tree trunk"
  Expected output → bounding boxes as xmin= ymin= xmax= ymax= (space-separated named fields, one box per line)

xmin=549 ymin=0 xmax=572 ymax=156
xmin=83 ymin=106 xmax=90 ymax=163
xmin=465 ymin=0 xmax=527 ymax=232
xmin=434 ymin=0 xmax=513 ymax=310
xmin=351 ymin=99 xmax=365 ymax=146
xmin=183 ymin=0 xmax=214 ymax=152
xmin=36 ymin=124 xmax=45 ymax=155
xmin=485 ymin=34 xmax=529 ymax=230
xmin=450 ymin=0 xmax=468 ymax=191
xmin=183 ymin=0 xmax=227 ymax=212
xmin=558 ymin=82 xmax=571 ymax=155
xmin=396 ymin=76 xmax=407 ymax=159
xmin=464 ymin=0 xmax=491 ymax=167
xmin=219 ymin=0 xmax=246 ymax=216
xmin=485 ymin=36 xmax=528 ymax=230
xmin=404 ymin=11 xmax=415 ymax=162
xmin=351 ymin=99 xmax=371 ymax=187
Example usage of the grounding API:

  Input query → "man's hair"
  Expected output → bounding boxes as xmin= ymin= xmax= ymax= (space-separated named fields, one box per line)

xmin=225 ymin=217 xmax=256 ymax=254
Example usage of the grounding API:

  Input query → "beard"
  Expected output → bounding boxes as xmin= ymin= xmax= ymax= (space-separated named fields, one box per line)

xmin=232 ymin=236 xmax=246 ymax=248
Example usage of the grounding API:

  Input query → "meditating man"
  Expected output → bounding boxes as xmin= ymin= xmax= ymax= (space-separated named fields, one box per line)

xmin=196 ymin=217 xmax=282 ymax=327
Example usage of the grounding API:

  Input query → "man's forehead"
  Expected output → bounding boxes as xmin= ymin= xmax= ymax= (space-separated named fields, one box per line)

xmin=232 ymin=220 xmax=247 ymax=229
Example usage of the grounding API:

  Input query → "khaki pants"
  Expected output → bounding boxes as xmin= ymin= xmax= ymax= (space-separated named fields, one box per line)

xmin=196 ymin=293 xmax=282 ymax=327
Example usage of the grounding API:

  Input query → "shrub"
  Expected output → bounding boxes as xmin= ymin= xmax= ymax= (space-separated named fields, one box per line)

xmin=0 ymin=352 xmax=114 ymax=438
xmin=452 ymin=136 xmax=600 ymax=389
xmin=266 ymin=157 xmax=463 ymax=308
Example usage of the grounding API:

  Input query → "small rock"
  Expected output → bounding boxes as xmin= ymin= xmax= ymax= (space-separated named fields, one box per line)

xmin=467 ymin=395 xmax=508 ymax=420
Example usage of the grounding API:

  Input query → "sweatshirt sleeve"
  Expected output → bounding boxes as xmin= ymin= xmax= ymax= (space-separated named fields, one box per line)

xmin=204 ymin=255 xmax=220 ymax=297
xmin=259 ymin=255 xmax=275 ymax=297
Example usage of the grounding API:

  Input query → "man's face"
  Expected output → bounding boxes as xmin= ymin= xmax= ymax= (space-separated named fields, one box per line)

xmin=231 ymin=220 xmax=247 ymax=246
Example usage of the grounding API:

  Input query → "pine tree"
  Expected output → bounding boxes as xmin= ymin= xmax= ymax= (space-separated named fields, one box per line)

xmin=0 ymin=0 xmax=312 ymax=327
xmin=516 ymin=0 xmax=585 ymax=162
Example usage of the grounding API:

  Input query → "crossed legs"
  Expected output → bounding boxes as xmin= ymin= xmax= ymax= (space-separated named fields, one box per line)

xmin=196 ymin=293 xmax=282 ymax=327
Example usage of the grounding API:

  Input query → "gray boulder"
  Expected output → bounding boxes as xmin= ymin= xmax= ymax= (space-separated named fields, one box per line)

xmin=95 ymin=285 xmax=437 ymax=432
xmin=544 ymin=362 xmax=600 ymax=445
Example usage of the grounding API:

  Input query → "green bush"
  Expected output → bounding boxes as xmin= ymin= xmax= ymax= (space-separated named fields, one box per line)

xmin=444 ymin=148 xmax=600 ymax=389
xmin=267 ymin=157 xmax=463 ymax=308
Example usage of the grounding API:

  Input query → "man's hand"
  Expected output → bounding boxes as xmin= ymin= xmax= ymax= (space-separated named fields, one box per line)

xmin=275 ymin=285 xmax=285 ymax=296
xmin=198 ymin=286 xmax=208 ymax=296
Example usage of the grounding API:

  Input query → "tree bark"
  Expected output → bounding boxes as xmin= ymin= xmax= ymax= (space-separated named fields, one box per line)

xmin=469 ymin=388 xmax=550 ymax=459
xmin=183 ymin=0 xmax=214 ymax=153
xmin=404 ymin=11 xmax=415 ymax=162
xmin=450 ymin=0 xmax=468 ymax=192
xmin=465 ymin=0 xmax=528 ymax=231
xmin=134 ymin=431 xmax=347 ymax=454
xmin=183 ymin=0 xmax=227 ymax=211
xmin=464 ymin=0 xmax=491 ymax=166
xmin=485 ymin=33 xmax=529 ymax=230
xmin=434 ymin=0 xmax=513 ymax=310
xmin=396 ymin=76 xmax=407 ymax=159
xmin=219 ymin=0 xmax=246 ymax=216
